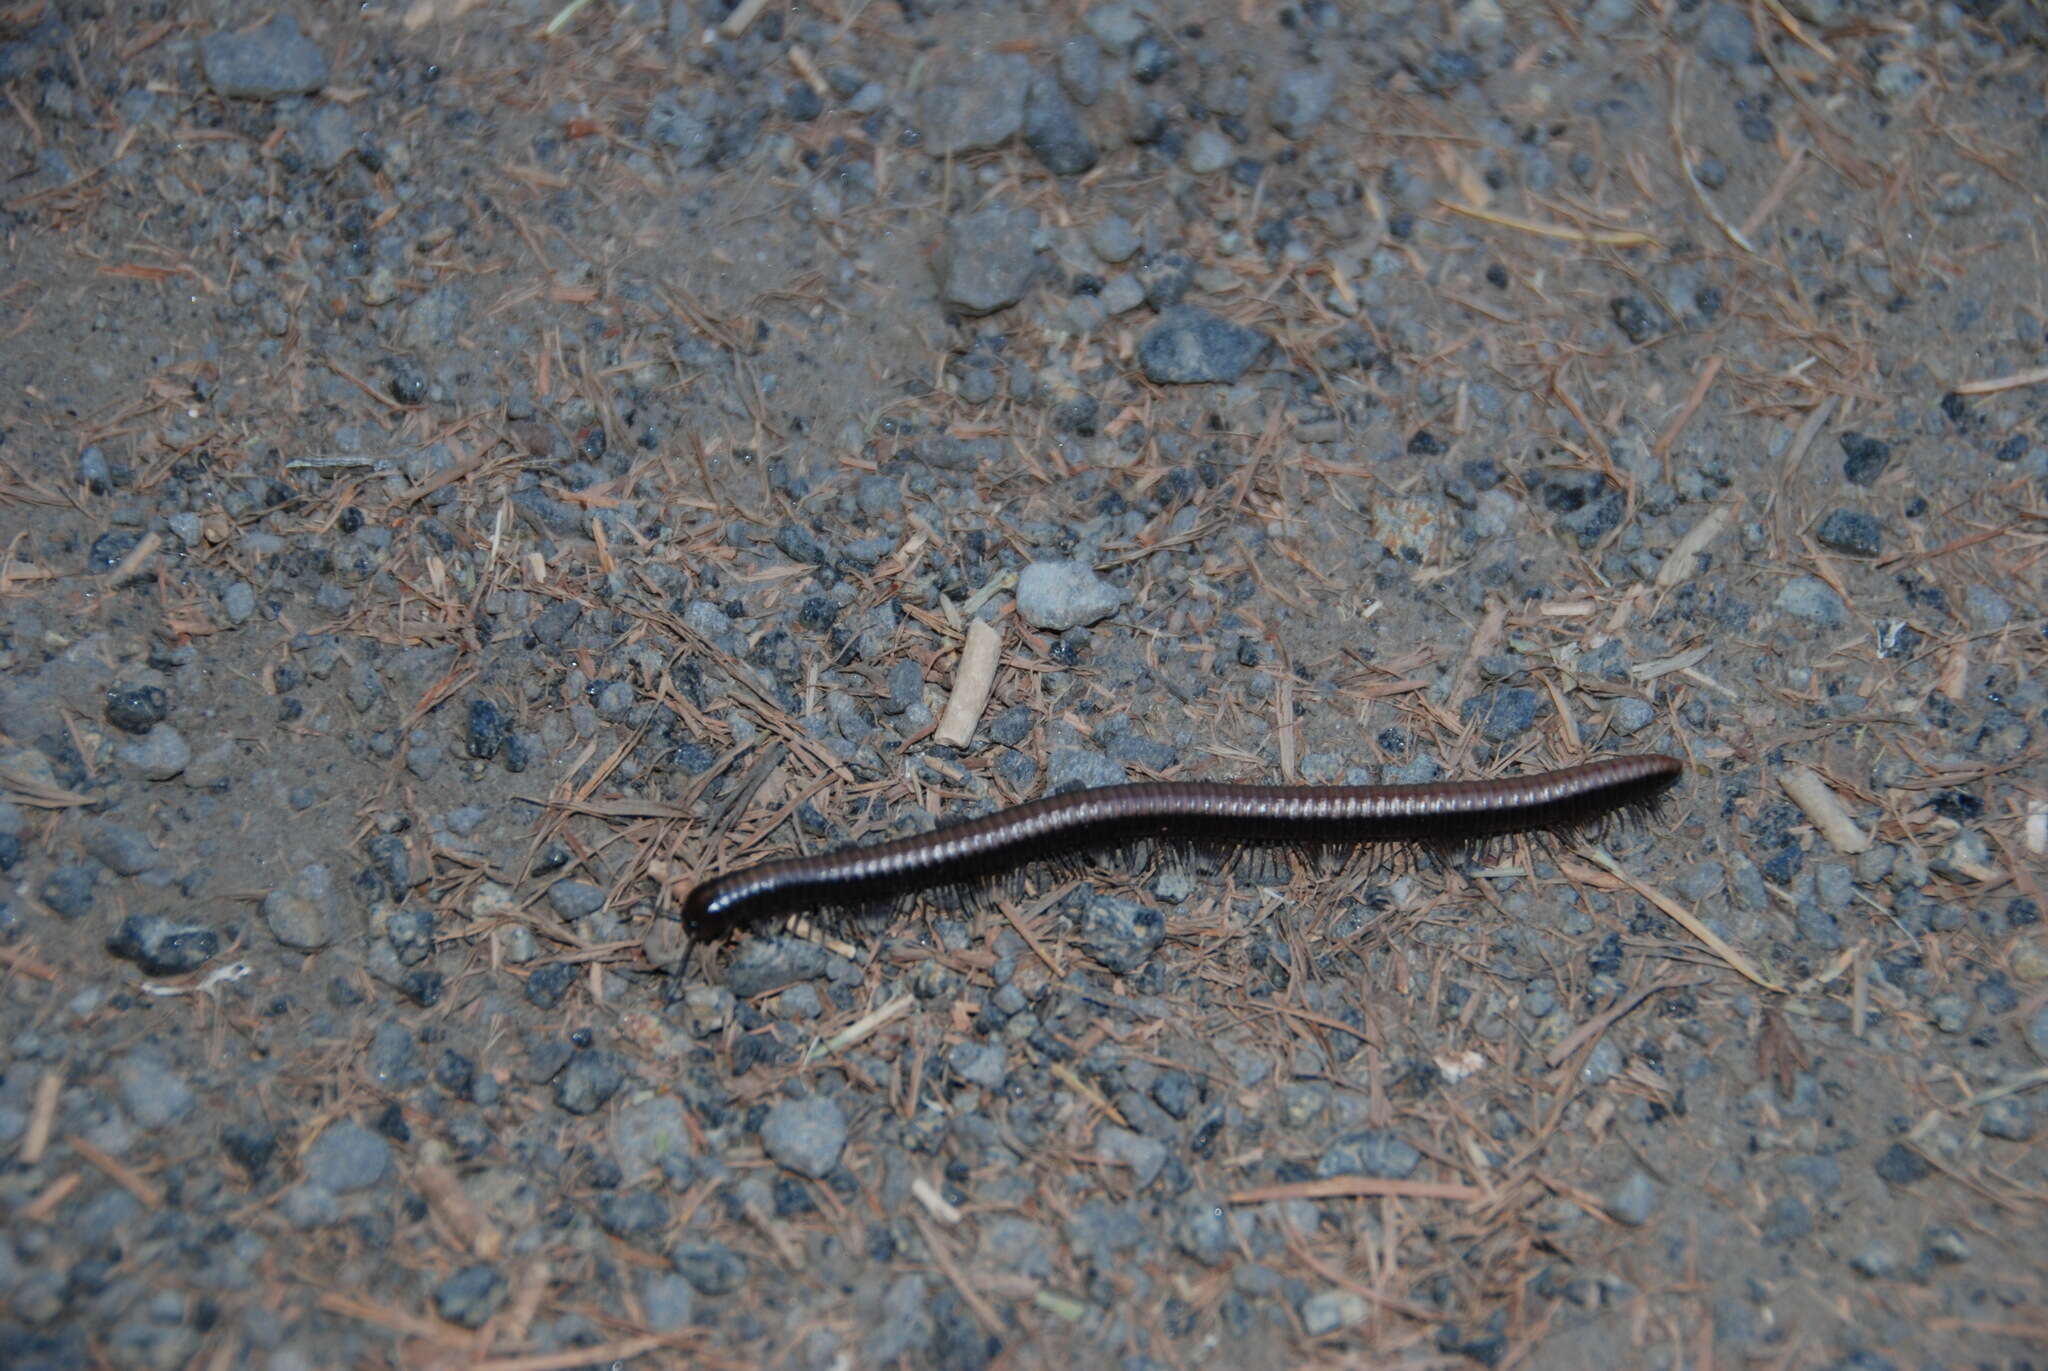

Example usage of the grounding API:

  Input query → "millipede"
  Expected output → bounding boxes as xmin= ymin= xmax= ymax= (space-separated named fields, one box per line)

xmin=679 ymin=753 xmax=1683 ymax=943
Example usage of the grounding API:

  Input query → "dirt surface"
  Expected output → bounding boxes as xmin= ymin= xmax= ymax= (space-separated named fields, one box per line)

xmin=3 ymin=1 xmax=2047 ymax=1368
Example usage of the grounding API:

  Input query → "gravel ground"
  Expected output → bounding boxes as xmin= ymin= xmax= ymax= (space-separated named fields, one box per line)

xmin=3 ymin=2 xmax=2047 ymax=1368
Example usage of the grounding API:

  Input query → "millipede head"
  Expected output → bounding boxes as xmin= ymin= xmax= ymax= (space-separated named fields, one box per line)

xmin=679 ymin=877 xmax=733 ymax=943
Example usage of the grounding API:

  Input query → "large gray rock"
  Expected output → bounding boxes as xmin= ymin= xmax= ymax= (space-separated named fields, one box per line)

xmin=202 ymin=16 xmax=328 ymax=99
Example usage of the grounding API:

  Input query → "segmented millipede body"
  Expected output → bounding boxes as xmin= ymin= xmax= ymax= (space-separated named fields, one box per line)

xmin=679 ymin=753 xmax=1683 ymax=941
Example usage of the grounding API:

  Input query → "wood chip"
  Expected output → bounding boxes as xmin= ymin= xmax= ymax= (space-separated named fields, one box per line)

xmin=69 ymin=1134 xmax=164 ymax=1209
xmin=1228 ymin=1176 xmax=1483 ymax=1204
xmin=103 ymin=530 xmax=161 ymax=584
xmin=1654 ymin=504 xmax=1735 ymax=588
xmin=1778 ymin=763 xmax=1871 ymax=854
xmin=804 ymin=993 xmax=913 ymax=1062
xmin=933 ymin=618 xmax=1001 ymax=748
xmin=414 ymin=1154 xmax=504 ymax=1258
xmin=910 ymin=1175 xmax=962 ymax=1224
xmin=20 ymin=1068 xmax=61 ymax=1165
xmin=1952 ymin=363 xmax=2048 ymax=396
xmin=719 ymin=0 xmax=772 ymax=38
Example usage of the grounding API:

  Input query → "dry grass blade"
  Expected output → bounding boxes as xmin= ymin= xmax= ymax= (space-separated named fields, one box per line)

xmin=1437 ymin=199 xmax=1656 ymax=246
xmin=1571 ymin=848 xmax=1784 ymax=992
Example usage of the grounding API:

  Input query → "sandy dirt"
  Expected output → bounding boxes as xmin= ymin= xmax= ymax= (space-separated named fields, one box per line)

xmin=2 ymin=2 xmax=2047 ymax=1368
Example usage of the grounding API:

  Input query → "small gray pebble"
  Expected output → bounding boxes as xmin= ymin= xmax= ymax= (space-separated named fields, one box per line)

xmin=948 ymin=1040 xmax=1008 ymax=1090
xmin=201 ymin=14 xmax=327 ymax=98
xmin=1058 ymin=35 xmax=1103 ymax=105
xmin=883 ymin=659 xmax=923 ymax=715
xmin=547 ymin=880 xmax=606 ymax=919
xmin=955 ymin=366 xmax=998 ymax=405
xmin=1016 ymin=560 xmax=1123 ymax=631
xmin=523 ymin=1038 xmax=573 ymax=1085
xmin=1854 ymin=844 xmax=1895 ymax=885
xmin=1694 ymin=3 xmax=1756 ymax=68
xmin=1606 ymin=1170 xmax=1659 ymax=1226
xmin=987 ymin=704 xmax=1034 ymax=746
xmin=40 ymin=864 xmax=98 ymax=918
xmin=103 ymin=684 xmax=169 ymax=735
xmin=432 ymin=1265 xmax=505 ymax=1330
xmin=1815 ymin=863 xmax=1855 ymax=911
xmin=555 ymin=1050 xmax=628 ymax=1115
xmin=404 ymin=740 xmax=444 ymax=779
xmin=263 ymin=890 xmax=331 ymax=949
xmin=671 ymin=1242 xmax=747 ymax=1296
xmin=1760 ymin=1194 xmax=1812 ymax=1245
xmin=597 ymin=1190 xmax=670 ymax=1240
xmin=1096 ymin=1123 xmax=1168 ymax=1188
xmin=115 ymin=725 xmax=191 ymax=780
xmin=1926 ymin=993 xmax=1971 ymax=1034
xmin=638 ymin=1271 xmax=695 ymax=1331
xmin=681 ymin=984 xmax=735 ymax=1037
xmin=1174 ymin=1198 xmax=1233 ymax=1265
xmin=1872 ymin=1142 xmax=1930 ymax=1186
xmin=1185 ymin=127 xmax=1233 ymax=174
xmin=1610 ymin=697 xmax=1656 ymax=735
xmin=724 ymin=937 xmax=837 ymax=999
xmin=938 ymin=203 xmax=1040 ymax=315
xmin=117 ymin=1049 xmax=195 ymax=1128
xmin=442 ymin=805 xmax=487 ymax=837
xmin=1081 ymin=894 xmax=1164 ymax=973
xmin=1676 ymin=860 xmax=1724 ymax=902
xmin=283 ymin=1183 xmax=339 ymax=1229
xmin=617 ymin=1095 xmax=693 ymax=1177
xmin=760 ymin=1094 xmax=847 ymax=1178
xmin=222 ymin=582 xmax=257 ymax=623
xmin=864 ymin=1270 xmax=937 ymax=1368
xmin=856 ymin=474 xmax=902 ymax=519
xmin=106 ymin=913 xmax=218 ymax=975
xmin=1084 ymin=2 xmax=1147 ymax=49
xmin=305 ymin=1121 xmax=391 ymax=1193
xmin=498 ymin=924 xmax=540 ymax=963
xmin=1978 ymin=1095 xmax=2034 ymax=1142
xmin=1775 ymin=576 xmax=1847 ymax=629
xmin=1268 ymin=66 xmax=1334 ymax=139
xmin=775 ymin=983 xmax=822 ymax=1020
xmin=1098 ymin=272 xmax=1146 ymax=315
xmin=1152 ymin=1070 xmax=1195 ymax=1119
xmin=1301 ymin=1288 xmax=1370 ymax=1335
xmin=1849 ymin=1243 xmax=1899 ymax=1279
xmin=1922 ymin=1224 xmax=1970 ymax=1265
xmin=593 ymin=680 xmax=634 ymax=720
xmin=368 ymin=1020 xmax=421 ymax=1087
xmin=1873 ymin=62 xmax=1925 ymax=100
xmin=85 ymin=821 xmax=162 ymax=876
xmin=1815 ymin=509 xmax=1882 ymax=557
xmin=532 ymin=599 xmax=584 ymax=643
xmin=1023 ymin=73 xmax=1096 ymax=175
xmin=1317 ymin=1130 xmax=1421 ymax=1180
xmin=1580 ymin=1037 xmax=1624 ymax=1086
xmin=1964 ymin=584 xmax=2012 ymax=630
xmin=1463 ymin=686 xmax=1541 ymax=742
xmin=75 ymin=1189 xmax=142 ymax=1247
xmin=1137 ymin=306 xmax=1271 ymax=385
xmin=918 ymin=52 xmax=1031 ymax=155
xmin=1090 ymin=214 xmax=1139 ymax=264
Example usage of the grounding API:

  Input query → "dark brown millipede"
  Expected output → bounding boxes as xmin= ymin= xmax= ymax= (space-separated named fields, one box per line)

xmin=679 ymin=753 xmax=1683 ymax=942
